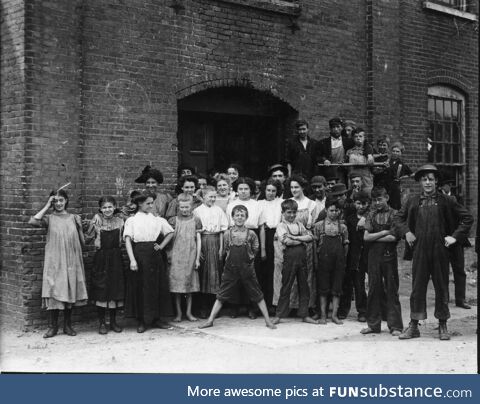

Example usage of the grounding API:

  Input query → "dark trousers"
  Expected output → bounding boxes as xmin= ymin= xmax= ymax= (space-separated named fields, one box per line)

xmin=339 ymin=266 xmax=367 ymax=317
xmin=276 ymin=245 xmax=309 ymax=318
xmin=260 ymin=228 xmax=276 ymax=307
xmin=367 ymin=246 xmax=403 ymax=332
xmin=411 ymin=238 xmax=450 ymax=321
xmin=449 ymin=244 xmax=466 ymax=302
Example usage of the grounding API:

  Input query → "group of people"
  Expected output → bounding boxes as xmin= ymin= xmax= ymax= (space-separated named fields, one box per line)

xmin=30 ymin=117 xmax=474 ymax=342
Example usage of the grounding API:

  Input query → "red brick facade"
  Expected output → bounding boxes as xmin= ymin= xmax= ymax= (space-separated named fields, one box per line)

xmin=1 ymin=0 xmax=478 ymax=327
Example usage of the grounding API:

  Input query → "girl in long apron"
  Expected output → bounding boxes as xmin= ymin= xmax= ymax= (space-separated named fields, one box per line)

xmin=193 ymin=186 xmax=229 ymax=318
xmin=124 ymin=192 xmax=174 ymax=333
xmin=28 ymin=190 xmax=88 ymax=338
xmin=168 ymin=193 xmax=202 ymax=322
xmin=86 ymin=196 xmax=125 ymax=334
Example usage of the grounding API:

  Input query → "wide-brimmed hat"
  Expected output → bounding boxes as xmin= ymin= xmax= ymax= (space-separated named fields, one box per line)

xmin=329 ymin=183 xmax=348 ymax=196
xmin=414 ymin=164 xmax=438 ymax=181
xmin=135 ymin=165 xmax=164 ymax=184
xmin=267 ymin=163 xmax=288 ymax=177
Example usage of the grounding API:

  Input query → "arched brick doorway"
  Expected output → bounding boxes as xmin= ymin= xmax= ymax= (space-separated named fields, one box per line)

xmin=177 ymin=87 xmax=298 ymax=179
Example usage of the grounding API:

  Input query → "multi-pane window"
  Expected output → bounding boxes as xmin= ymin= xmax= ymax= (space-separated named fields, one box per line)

xmin=434 ymin=0 xmax=468 ymax=11
xmin=427 ymin=86 xmax=465 ymax=197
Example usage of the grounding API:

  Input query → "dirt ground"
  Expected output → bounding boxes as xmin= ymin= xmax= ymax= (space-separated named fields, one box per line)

xmin=1 ymin=243 xmax=477 ymax=374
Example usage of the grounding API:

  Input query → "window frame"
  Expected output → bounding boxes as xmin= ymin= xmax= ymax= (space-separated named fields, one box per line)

xmin=427 ymin=85 xmax=467 ymax=197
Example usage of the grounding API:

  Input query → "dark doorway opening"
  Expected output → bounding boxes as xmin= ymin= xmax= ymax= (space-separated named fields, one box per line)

xmin=177 ymin=87 xmax=297 ymax=179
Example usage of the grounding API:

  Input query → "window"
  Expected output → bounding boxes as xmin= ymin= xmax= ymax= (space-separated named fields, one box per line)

xmin=427 ymin=86 xmax=466 ymax=197
xmin=422 ymin=1 xmax=478 ymax=20
xmin=435 ymin=0 xmax=467 ymax=11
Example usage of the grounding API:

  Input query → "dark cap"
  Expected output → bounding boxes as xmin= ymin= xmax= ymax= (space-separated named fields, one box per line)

xmin=352 ymin=190 xmax=371 ymax=203
xmin=310 ymin=175 xmax=327 ymax=186
xmin=329 ymin=117 xmax=343 ymax=128
xmin=267 ymin=163 xmax=288 ymax=177
xmin=329 ymin=183 xmax=348 ymax=196
xmin=414 ymin=164 xmax=439 ymax=181
xmin=348 ymin=171 xmax=363 ymax=180
xmin=135 ymin=165 xmax=164 ymax=184
xmin=326 ymin=176 xmax=339 ymax=182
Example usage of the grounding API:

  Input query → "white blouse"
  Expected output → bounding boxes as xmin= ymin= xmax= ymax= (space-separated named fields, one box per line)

xmin=226 ymin=198 xmax=261 ymax=229
xmin=193 ymin=204 xmax=228 ymax=233
xmin=258 ymin=198 xmax=283 ymax=229
xmin=123 ymin=212 xmax=174 ymax=242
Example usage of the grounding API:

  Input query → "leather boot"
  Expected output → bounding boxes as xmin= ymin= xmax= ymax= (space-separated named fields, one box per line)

xmin=97 ymin=307 xmax=108 ymax=335
xmin=43 ymin=310 xmax=59 ymax=338
xmin=398 ymin=321 xmax=420 ymax=339
xmin=109 ymin=309 xmax=123 ymax=333
xmin=63 ymin=308 xmax=77 ymax=336
xmin=439 ymin=321 xmax=451 ymax=341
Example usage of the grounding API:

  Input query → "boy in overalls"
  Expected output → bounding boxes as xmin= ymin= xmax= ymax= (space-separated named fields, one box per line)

xmin=199 ymin=205 xmax=276 ymax=329
xmin=272 ymin=199 xmax=317 ymax=325
xmin=395 ymin=165 xmax=473 ymax=340
xmin=314 ymin=197 xmax=349 ymax=325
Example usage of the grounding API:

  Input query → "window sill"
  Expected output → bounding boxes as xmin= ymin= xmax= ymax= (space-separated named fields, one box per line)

xmin=215 ymin=0 xmax=301 ymax=16
xmin=422 ymin=1 xmax=478 ymax=21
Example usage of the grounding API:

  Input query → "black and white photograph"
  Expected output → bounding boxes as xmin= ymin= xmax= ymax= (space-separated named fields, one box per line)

xmin=0 ymin=0 xmax=477 ymax=374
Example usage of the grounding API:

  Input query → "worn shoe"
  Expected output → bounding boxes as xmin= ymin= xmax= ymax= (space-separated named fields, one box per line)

xmin=248 ymin=310 xmax=257 ymax=320
xmin=63 ymin=309 xmax=77 ymax=336
xmin=110 ymin=322 xmax=123 ymax=333
xmin=43 ymin=310 xmax=59 ymax=338
xmin=43 ymin=327 xmax=58 ymax=338
xmin=360 ymin=327 xmax=380 ymax=334
xmin=357 ymin=315 xmax=367 ymax=323
xmin=455 ymin=300 xmax=471 ymax=309
xmin=98 ymin=321 xmax=108 ymax=335
xmin=439 ymin=323 xmax=451 ymax=340
xmin=390 ymin=329 xmax=402 ymax=337
xmin=398 ymin=324 xmax=420 ymax=339
xmin=109 ymin=309 xmax=123 ymax=332
xmin=137 ymin=322 xmax=146 ymax=333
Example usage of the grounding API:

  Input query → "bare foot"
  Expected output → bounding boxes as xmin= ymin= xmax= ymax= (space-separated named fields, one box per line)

xmin=198 ymin=321 xmax=213 ymax=329
xmin=265 ymin=321 xmax=277 ymax=329
xmin=187 ymin=314 xmax=198 ymax=322
xmin=173 ymin=316 xmax=182 ymax=322
xmin=272 ymin=317 xmax=281 ymax=325
xmin=319 ymin=318 xmax=327 ymax=325
xmin=332 ymin=316 xmax=343 ymax=325
xmin=303 ymin=316 xmax=319 ymax=324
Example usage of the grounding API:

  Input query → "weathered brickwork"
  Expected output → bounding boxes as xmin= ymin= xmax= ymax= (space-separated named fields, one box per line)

xmin=1 ymin=0 xmax=477 ymax=327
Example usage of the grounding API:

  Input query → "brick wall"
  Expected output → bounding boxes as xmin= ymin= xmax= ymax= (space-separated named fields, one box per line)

xmin=0 ymin=0 xmax=26 ymax=326
xmin=1 ymin=0 xmax=477 ymax=328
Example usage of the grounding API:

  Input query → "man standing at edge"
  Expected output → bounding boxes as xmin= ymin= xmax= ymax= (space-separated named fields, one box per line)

xmin=286 ymin=120 xmax=317 ymax=180
xmin=394 ymin=164 xmax=473 ymax=341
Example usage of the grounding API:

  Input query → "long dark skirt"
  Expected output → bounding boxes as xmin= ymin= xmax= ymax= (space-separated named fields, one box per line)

xmin=125 ymin=242 xmax=173 ymax=322
xmin=91 ymin=229 xmax=125 ymax=303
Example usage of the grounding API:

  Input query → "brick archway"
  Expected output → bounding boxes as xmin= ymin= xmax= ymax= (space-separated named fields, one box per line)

xmin=174 ymin=74 xmax=300 ymax=112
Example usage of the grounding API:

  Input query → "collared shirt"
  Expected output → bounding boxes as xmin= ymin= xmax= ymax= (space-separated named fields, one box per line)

xmin=419 ymin=192 xmax=438 ymax=207
xmin=331 ymin=137 xmax=343 ymax=149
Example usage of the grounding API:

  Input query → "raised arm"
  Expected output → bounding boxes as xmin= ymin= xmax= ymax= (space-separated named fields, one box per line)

xmin=28 ymin=195 xmax=55 ymax=226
